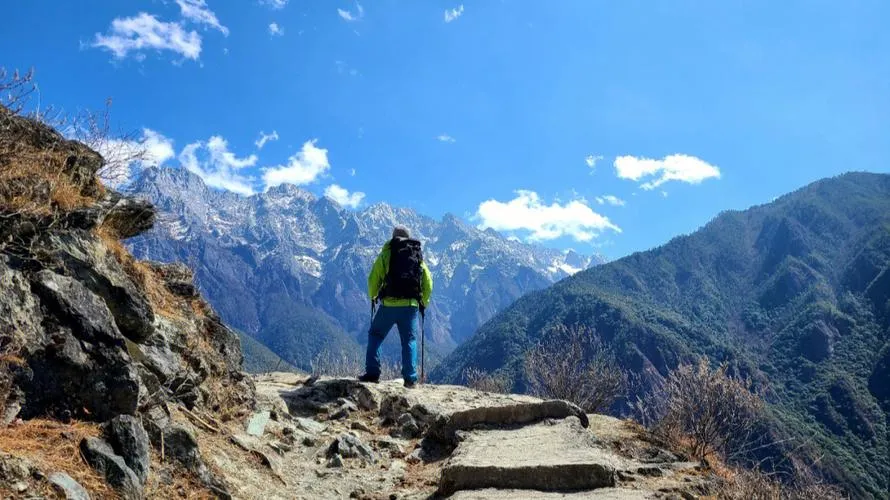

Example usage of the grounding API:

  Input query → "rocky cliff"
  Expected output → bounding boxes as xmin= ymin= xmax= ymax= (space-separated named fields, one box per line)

xmin=0 ymin=105 xmax=254 ymax=498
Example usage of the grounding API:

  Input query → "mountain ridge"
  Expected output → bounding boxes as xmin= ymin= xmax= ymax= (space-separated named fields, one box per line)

xmin=434 ymin=171 xmax=890 ymax=497
xmin=126 ymin=166 xmax=605 ymax=370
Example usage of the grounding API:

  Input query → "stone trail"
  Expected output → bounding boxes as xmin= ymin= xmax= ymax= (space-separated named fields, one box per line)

xmin=202 ymin=374 xmax=715 ymax=499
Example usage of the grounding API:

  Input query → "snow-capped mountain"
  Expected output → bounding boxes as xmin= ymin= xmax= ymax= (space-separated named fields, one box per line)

xmin=127 ymin=167 xmax=604 ymax=369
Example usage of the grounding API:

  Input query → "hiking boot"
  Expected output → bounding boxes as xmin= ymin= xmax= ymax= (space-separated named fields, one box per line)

xmin=404 ymin=379 xmax=417 ymax=388
xmin=358 ymin=374 xmax=379 ymax=383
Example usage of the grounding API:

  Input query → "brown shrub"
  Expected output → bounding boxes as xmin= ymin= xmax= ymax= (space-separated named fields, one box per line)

xmin=637 ymin=358 xmax=764 ymax=460
xmin=462 ymin=367 xmax=511 ymax=394
xmin=0 ymin=68 xmax=36 ymax=114
xmin=716 ymin=468 xmax=846 ymax=500
xmin=523 ymin=324 xmax=627 ymax=413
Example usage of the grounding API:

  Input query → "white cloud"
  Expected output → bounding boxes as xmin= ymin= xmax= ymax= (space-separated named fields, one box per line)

xmin=142 ymin=129 xmax=177 ymax=166
xmin=349 ymin=168 xmax=357 ymax=176
xmin=92 ymin=13 xmax=202 ymax=61
xmin=475 ymin=190 xmax=620 ymax=242
xmin=268 ymin=22 xmax=284 ymax=36
xmin=335 ymin=60 xmax=359 ymax=76
xmin=661 ymin=190 xmax=669 ymax=197
xmin=437 ymin=134 xmax=456 ymax=143
xmin=614 ymin=154 xmax=720 ymax=190
xmin=255 ymin=130 xmax=279 ymax=149
xmin=324 ymin=184 xmax=365 ymax=208
xmin=95 ymin=128 xmax=175 ymax=187
xmin=444 ymin=5 xmax=465 ymax=23
xmin=585 ymin=154 xmax=603 ymax=170
xmin=259 ymin=0 xmax=288 ymax=9
xmin=175 ymin=0 xmax=229 ymax=36
xmin=262 ymin=140 xmax=330 ymax=189
xmin=179 ymin=136 xmax=257 ymax=195
xmin=338 ymin=3 xmax=364 ymax=22
xmin=594 ymin=195 xmax=626 ymax=207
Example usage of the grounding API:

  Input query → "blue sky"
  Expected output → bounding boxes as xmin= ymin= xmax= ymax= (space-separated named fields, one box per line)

xmin=3 ymin=0 xmax=889 ymax=260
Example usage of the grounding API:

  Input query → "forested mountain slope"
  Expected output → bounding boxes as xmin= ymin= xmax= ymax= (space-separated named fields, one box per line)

xmin=435 ymin=172 xmax=890 ymax=497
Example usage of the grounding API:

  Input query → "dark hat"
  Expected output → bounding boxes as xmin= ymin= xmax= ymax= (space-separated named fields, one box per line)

xmin=392 ymin=226 xmax=410 ymax=239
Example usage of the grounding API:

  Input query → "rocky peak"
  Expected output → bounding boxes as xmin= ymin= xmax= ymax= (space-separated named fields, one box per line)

xmin=262 ymin=182 xmax=316 ymax=206
xmin=127 ymin=166 xmax=606 ymax=363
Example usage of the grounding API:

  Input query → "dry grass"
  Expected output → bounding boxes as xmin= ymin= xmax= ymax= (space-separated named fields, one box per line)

xmin=635 ymin=358 xmax=764 ymax=460
xmin=462 ymin=367 xmax=511 ymax=394
xmin=96 ymin=226 xmax=182 ymax=319
xmin=0 ymin=136 xmax=98 ymax=215
xmin=310 ymin=349 xmax=401 ymax=380
xmin=715 ymin=468 xmax=846 ymax=500
xmin=0 ymin=418 xmax=115 ymax=498
xmin=0 ymin=97 xmax=105 ymax=216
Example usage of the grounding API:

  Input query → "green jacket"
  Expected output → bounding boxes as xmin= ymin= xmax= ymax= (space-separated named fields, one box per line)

xmin=368 ymin=241 xmax=433 ymax=307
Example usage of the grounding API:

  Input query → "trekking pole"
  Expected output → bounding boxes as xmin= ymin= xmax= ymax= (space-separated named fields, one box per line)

xmin=420 ymin=308 xmax=426 ymax=383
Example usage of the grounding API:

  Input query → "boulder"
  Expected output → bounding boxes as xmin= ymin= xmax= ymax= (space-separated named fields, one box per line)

xmin=294 ymin=416 xmax=327 ymax=434
xmin=161 ymin=424 xmax=231 ymax=498
xmin=0 ymin=452 xmax=33 ymax=486
xmin=202 ymin=314 xmax=248 ymax=376
xmin=22 ymin=270 xmax=140 ymax=420
xmin=373 ymin=438 xmax=407 ymax=458
xmin=100 ymin=196 xmax=155 ymax=239
xmin=438 ymin=417 xmax=615 ymax=496
xmin=246 ymin=410 xmax=271 ymax=437
xmin=103 ymin=415 xmax=151 ymax=485
xmin=79 ymin=437 xmax=142 ymax=500
xmin=327 ymin=434 xmax=378 ymax=464
xmin=148 ymin=262 xmax=199 ymax=298
xmin=281 ymin=379 xmax=379 ymax=416
xmin=162 ymin=425 xmax=202 ymax=470
xmin=429 ymin=399 xmax=589 ymax=443
xmin=0 ymin=256 xmax=43 ymax=351
xmin=48 ymin=472 xmax=91 ymax=500
xmin=31 ymin=270 xmax=126 ymax=346
xmin=49 ymin=232 xmax=154 ymax=342
xmin=391 ymin=413 xmax=422 ymax=439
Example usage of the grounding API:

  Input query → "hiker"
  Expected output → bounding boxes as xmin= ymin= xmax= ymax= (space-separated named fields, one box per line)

xmin=359 ymin=226 xmax=433 ymax=388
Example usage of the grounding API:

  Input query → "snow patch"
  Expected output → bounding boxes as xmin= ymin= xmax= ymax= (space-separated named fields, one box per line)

xmin=294 ymin=255 xmax=323 ymax=278
xmin=548 ymin=260 xmax=582 ymax=276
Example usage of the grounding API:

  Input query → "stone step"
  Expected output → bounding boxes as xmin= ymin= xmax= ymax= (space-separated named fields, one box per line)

xmin=439 ymin=417 xmax=619 ymax=496
xmin=449 ymin=488 xmax=656 ymax=499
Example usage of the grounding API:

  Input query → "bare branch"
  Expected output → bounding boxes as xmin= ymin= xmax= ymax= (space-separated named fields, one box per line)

xmin=463 ymin=367 xmax=511 ymax=394
xmin=523 ymin=324 xmax=627 ymax=413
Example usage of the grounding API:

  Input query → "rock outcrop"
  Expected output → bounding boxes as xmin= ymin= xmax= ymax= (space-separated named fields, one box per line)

xmin=0 ymin=106 xmax=254 ymax=498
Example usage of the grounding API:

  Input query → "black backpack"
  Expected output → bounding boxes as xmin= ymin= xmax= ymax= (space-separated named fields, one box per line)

xmin=381 ymin=237 xmax=424 ymax=304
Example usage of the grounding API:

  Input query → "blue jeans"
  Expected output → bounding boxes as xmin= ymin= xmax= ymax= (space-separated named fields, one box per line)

xmin=365 ymin=305 xmax=418 ymax=382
